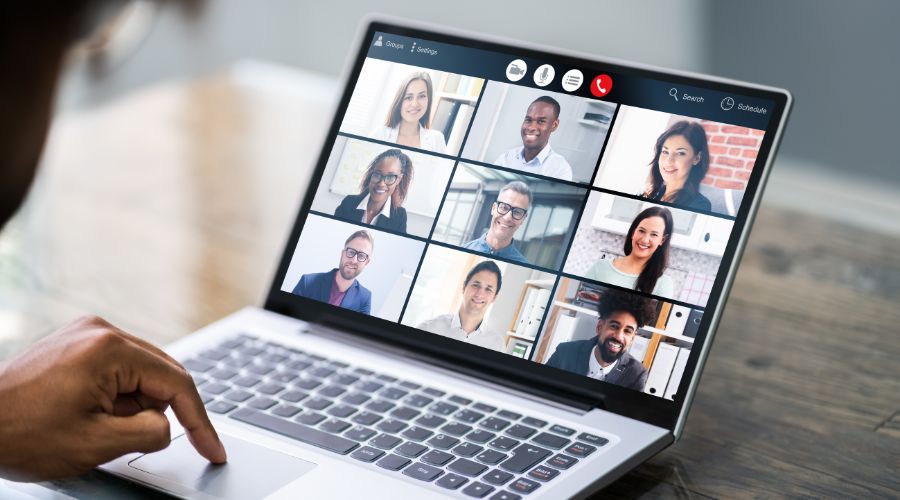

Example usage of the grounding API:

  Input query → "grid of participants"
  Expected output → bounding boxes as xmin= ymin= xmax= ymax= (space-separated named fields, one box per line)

xmin=279 ymin=53 xmax=768 ymax=400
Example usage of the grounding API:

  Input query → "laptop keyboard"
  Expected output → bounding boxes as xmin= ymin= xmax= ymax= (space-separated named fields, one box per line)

xmin=186 ymin=334 xmax=610 ymax=499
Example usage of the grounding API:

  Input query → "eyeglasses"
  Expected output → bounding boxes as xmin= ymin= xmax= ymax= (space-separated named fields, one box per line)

xmin=371 ymin=172 xmax=402 ymax=185
xmin=343 ymin=247 xmax=370 ymax=262
xmin=494 ymin=201 xmax=528 ymax=220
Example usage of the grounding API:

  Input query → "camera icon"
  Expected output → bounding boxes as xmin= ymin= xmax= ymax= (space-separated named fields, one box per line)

xmin=506 ymin=59 xmax=527 ymax=82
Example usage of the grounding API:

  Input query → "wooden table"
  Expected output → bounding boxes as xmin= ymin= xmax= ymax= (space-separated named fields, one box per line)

xmin=1 ymin=63 xmax=898 ymax=499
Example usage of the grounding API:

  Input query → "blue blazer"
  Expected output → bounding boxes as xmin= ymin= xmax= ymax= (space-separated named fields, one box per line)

xmin=335 ymin=192 xmax=408 ymax=234
xmin=291 ymin=269 xmax=372 ymax=315
xmin=545 ymin=338 xmax=648 ymax=391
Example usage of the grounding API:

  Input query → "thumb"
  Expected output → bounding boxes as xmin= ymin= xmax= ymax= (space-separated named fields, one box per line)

xmin=87 ymin=409 xmax=172 ymax=465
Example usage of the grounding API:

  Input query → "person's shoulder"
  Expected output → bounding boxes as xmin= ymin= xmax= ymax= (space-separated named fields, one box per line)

xmin=462 ymin=237 xmax=481 ymax=249
xmin=653 ymin=273 xmax=675 ymax=297
xmin=369 ymin=125 xmax=394 ymax=140
xmin=556 ymin=338 xmax=594 ymax=353
xmin=418 ymin=313 xmax=452 ymax=330
xmin=338 ymin=192 xmax=364 ymax=209
xmin=620 ymin=352 xmax=648 ymax=374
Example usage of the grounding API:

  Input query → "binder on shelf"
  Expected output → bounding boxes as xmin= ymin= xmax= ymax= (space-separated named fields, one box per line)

xmin=665 ymin=305 xmax=691 ymax=337
xmin=664 ymin=347 xmax=691 ymax=400
xmin=684 ymin=309 xmax=703 ymax=339
xmin=644 ymin=342 xmax=678 ymax=397
xmin=522 ymin=288 xmax=552 ymax=340
xmin=629 ymin=335 xmax=651 ymax=364
xmin=515 ymin=288 xmax=538 ymax=338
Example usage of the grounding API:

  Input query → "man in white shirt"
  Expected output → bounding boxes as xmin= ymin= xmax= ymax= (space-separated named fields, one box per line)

xmin=416 ymin=261 xmax=506 ymax=352
xmin=493 ymin=96 xmax=574 ymax=181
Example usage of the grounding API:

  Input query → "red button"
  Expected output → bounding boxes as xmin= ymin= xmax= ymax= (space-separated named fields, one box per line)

xmin=590 ymin=74 xmax=613 ymax=97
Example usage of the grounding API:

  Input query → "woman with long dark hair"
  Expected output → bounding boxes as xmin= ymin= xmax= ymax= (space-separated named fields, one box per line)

xmin=334 ymin=149 xmax=413 ymax=233
xmin=370 ymin=72 xmax=447 ymax=153
xmin=585 ymin=206 xmax=675 ymax=297
xmin=641 ymin=121 xmax=711 ymax=211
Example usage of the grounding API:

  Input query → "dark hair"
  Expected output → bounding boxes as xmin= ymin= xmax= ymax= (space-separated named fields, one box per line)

xmin=643 ymin=121 xmax=710 ymax=205
xmin=359 ymin=149 xmax=414 ymax=209
xmin=463 ymin=260 xmax=502 ymax=295
xmin=530 ymin=96 xmax=560 ymax=118
xmin=624 ymin=206 xmax=673 ymax=294
xmin=344 ymin=230 xmax=374 ymax=251
xmin=384 ymin=72 xmax=434 ymax=129
xmin=498 ymin=180 xmax=532 ymax=206
xmin=597 ymin=289 xmax=657 ymax=328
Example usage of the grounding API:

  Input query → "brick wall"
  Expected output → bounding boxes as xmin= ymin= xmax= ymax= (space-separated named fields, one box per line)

xmin=700 ymin=122 xmax=765 ymax=190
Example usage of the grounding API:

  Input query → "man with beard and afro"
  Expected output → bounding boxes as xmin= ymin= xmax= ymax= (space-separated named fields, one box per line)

xmin=292 ymin=230 xmax=374 ymax=314
xmin=545 ymin=290 xmax=656 ymax=390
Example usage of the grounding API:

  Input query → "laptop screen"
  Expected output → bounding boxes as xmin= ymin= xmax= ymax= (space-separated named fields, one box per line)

xmin=267 ymin=21 xmax=789 ymax=428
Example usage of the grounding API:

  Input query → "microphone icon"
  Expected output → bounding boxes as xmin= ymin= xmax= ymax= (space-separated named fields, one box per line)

xmin=539 ymin=67 xmax=549 ymax=83
xmin=533 ymin=64 xmax=555 ymax=87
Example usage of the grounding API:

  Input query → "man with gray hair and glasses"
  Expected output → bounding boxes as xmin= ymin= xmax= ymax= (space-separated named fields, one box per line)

xmin=463 ymin=181 xmax=531 ymax=264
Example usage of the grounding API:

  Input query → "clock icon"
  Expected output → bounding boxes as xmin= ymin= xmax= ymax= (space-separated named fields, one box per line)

xmin=721 ymin=97 xmax=735 ymax=111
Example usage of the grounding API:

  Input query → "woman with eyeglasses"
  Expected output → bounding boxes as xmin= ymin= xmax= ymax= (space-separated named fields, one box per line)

xmin=334 ymin=149 xmax=414 ymax=234
xmin=585 ymin=206 xmax=675 ymax=297
xmin=370 ymin=71 xmax=448 ymax=154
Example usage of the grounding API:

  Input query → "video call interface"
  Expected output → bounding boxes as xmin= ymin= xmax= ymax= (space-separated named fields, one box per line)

xmin=280 ymin=30 xmax=775 ymax=400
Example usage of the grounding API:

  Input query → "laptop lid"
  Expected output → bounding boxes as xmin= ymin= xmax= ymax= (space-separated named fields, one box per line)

xmin=264 ymin=15 xmax=791 ymax=434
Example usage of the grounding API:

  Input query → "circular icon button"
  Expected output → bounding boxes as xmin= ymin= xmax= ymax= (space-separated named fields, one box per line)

xmin=590 ymin=74 xmax=613 ymax=98
xmin=721 ymin=97 xmax=735 ymax=111
xmin=561 ymin=69 xmax=584 ymax=92
xmin=506 ymin=59 xmax=527 ymax=82
xmin=533 ymin=64 xmax=555 ymax=87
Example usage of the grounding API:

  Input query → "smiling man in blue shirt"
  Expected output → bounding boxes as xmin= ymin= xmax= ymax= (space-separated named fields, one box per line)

xmin=463 ymin=181 xmax=531 ymax=264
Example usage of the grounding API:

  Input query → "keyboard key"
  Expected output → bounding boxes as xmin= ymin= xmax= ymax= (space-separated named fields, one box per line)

xmin=482 ymin=469 xmax=514 ymax=485
xmin=342 ymin=393 xmax=370 ymax=406
xmin=230 ymin=408 xmax=357 ymax=454
xmin=355 ymin=381 xmax=384 ymax=393
xmin=480 ymin=417 xmax=511 ymax=432
xmin=223 ymin=389 xmax=253 ymax=402
xmin=184 ymin=358 xmax=215 ymax=372
xmin=490 ymin=492 xmax=521 ymax=500
xmin=509 ymin=477 xmax=540 ymax=494
xmin=332 ymin=374 xmax=359 ymax=386
xmin=351 ymin=411 xmax=381 ymax=426
xmin=279 ymin=390 xmax=308 ymax=403
xmin=219 ymin=337 xmax=245 ymax=349
xmin=309 ymin=366 xmax=336 ymax=378
xmin=467 ymin=430 xmax=496 ymax=444
xmin=209 ymin=368 xmax=238 ymax=380
xmin=453 ymin=442 xmax=483 ymax=458
xmin=448 ymin=395 xmax=472 ymax=405
xmin=505 ymin=424 xmax=537 ymax=440
xmin=435 ymin=473 xmax=468 ymax=491
xmin=528 ymin=465 xmax=559 ymax=482
xmin=247 ymin=397 xmax=277 ymax=410
xmin=319 ymin=418 xmax=350 ymax=434
xmin=430 ymin=402 xmax=459 ymax=416
xmin=532 ymin=432 xmax=570 ymax=450
xmin=395 ymin=441 xmax=428 ymax=458
xmin=548 ymin=424 xmax=575 ymax=436
xmin=199 ymin=392 xmax=214 ymax=404
xmin=262 ymin=352 xmax=288 ymax=364
xmin=294 ymin=412 xmax=326 ymax=426
xmin=448 ymin=457 xmax=487 ymax=477
xmin=499 ymin=443 xmax=552 ymax=473
xmin=305 ymin=353 xmax=326 ymax=362
xmin=318 ymin=385 xmax=346 ymax=398
xmin=271 ymin=404 xmax=301 ymax=418
xmin=344 ymin=426 xmax=377 ymax=442
xmin=327 ymin=404 xmax=357 ymax=418
xmin=350 ymin=446 xmax=384 ymax=463
xmin=421 ymin=449 xmax=454 ymax=466
xmin=472 ymin=403 xmax=497 ymax=413
xmin=456 ymin=409 xmax=485 ymax=423
xmin=546 ymin=453 xmax=578 ymax=469
xmin=366 ymin=400 xmax=395 ymax=413
xmin=577 ymin=432 xmax=609 ymax=447
xmin=370 ymin=433 xmax=402 ymax=450
xmin=237 ymin=345 xmax=264 ymax=356
xmin=402 ymin=462 xmax=443 ymax=482
xmin=475 ymin=449 xmax=507 ymax=465
xmin=192 ymin=375 xmax=207 ymax=387
xmin=257 ymin=383 xmax=285 ymax=395
xmin=416 ymin=414 xmax=447 ymax=429
xmin=442 ymin=422 xmax=473 ymax=436
xmin=390 ymin=406 xmax=421 ymax=421
xmin=375 ymin=374 xmax=397 ymax=383
xmin=427 ymin=434 xmax=460 ymax=450
xmin=423 ymin=387 xmax=446 ymax=397
xmin=294 ymin=378 xmax=322 ymax=391
xmin=353 ymin=367 xmax=374 ymax=376
xmin=288 ymin=360 xmax=311 ymax=372
xmin=270 ymin=372 xmax=297 ymax=384
xmin=376 ymin=454 xmax=410 ymax=471
xmin=497 ymin=410 xmax=521 ymax=421
xmin=399 ymin=381 xmax=421 ymax=390
xmin=488 ymin=436 xmax=519 ymax=452
xmin=328 ymin=360 xmax=349 ymax=369
xmin=461 ymin=482 xmax=494 ymax=498
xmin=303 ymin=397 xmax=333 ymax=411
xmin=401 ymin=426 xmax=434 ymax=442
xmin=375 ymin=419 xmax=407 ymax=434
xmin=232 ymin=375 xmax=262 ymax=388
xmin=403 ymin=394 xmax=433 ymax=408
xmin=564 ymin=441 xmax=597 ymax=457
xmin=203 ymin=382 xmax=230 ymax=395
xmin=379 ymin=387 xmax=408 ymax=400
xmin=246 ymin=363 xmax=274 ymax=376
xmin=206 ymin=400 xmax=236 ymax=414
xmin=521 ymin=417 xmax=547 ymax=428
xmin=199 ymin=348 xmax=230 ymax=361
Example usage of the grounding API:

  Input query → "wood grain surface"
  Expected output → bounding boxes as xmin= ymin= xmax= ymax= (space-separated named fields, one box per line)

xmin=1 ymin=68 xmax=897 ymax=498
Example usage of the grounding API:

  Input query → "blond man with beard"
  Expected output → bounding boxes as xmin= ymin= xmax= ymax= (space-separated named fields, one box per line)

xmin=292 ymin=230 xmax=374 ymax=314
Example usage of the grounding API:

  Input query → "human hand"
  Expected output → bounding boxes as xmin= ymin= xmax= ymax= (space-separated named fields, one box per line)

xmin=0 ymin=315 xmax=226 ymax=482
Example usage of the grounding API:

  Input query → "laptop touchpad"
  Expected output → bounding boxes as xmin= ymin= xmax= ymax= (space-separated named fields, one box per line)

xmin=129 ymin=434 xmax=316 ymax=499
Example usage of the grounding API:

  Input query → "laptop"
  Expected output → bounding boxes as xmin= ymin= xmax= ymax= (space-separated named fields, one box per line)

xmin=101 ymin=15 xmax=791 ymax=499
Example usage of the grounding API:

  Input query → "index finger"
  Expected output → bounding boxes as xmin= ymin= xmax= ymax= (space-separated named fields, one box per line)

xmin=119 ymin=343 xmax=227 ymax=464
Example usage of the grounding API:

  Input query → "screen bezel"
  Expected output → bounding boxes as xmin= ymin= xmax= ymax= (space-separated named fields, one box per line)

xmin=264 ymin=17 xmax=791 ymax=431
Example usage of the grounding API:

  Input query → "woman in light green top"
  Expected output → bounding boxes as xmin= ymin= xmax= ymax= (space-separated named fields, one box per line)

xmin=586 ymin=206 xmax=675 ymax=298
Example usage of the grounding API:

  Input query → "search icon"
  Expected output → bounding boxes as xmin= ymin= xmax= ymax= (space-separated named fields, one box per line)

xmin=669 ymin=88 xmax=679 ymax=101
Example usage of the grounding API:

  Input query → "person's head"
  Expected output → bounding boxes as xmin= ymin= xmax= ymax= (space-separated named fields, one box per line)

xmin=359 ymin=149 xmax=414 ymax=209
xmin=644 ymin=121 xmax=709 ymax=203
xmin=384 ymin=72 xmax=434 ymax=129
xmin=489 ymin=181 xmax=532 ymax=244
xmin=595 ymin=291 xmax=657 ymax=364
xmin=520 ymin=96 xmax=560 ymax=152
xmin=460 ymin=260 xmax=502 ymax=318
xmin=623 ymin=206 xmax=673 ymax=294
xmin=338 ymin=230 xmax=374 ymax=280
